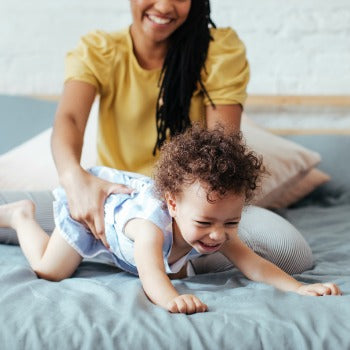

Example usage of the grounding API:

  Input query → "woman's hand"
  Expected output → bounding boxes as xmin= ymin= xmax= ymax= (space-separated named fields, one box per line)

xmin=61 ymin=167 xmax=133 ymax=248
xmin=167 ymin=294 xmax=208 ymax=314
xmin=296 ymin=283 xmax=342 ymax=296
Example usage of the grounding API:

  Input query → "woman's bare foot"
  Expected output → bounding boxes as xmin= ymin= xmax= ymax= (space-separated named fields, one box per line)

xmin=0 ymin=200 xmax=35 ymax=229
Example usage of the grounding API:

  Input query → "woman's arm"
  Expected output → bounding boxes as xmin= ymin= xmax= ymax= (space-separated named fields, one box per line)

xmin=206 ymin=104 xmax=242 ymax=132
xmin=220 ymin=234 xmax=342 ymax=296
xmin=51 ymin=80 xmax=96 ymax=179
xmin=51 ymin=80 xmax=132 ymax=247
xmin=126 ymin=218 xmax=208 ymax=313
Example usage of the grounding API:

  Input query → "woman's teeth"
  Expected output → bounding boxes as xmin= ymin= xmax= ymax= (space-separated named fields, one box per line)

xmin=148 ymin=15 xmax=172 ymax=25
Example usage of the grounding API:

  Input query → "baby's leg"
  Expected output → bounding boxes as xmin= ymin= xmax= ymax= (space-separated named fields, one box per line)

xmin=34 ymin=227 xmax=83 ymax=281
xmin=0 ymin=190 xmax=55 ymax=245
xmin=0 ymin=200 xmax=82 ymax=281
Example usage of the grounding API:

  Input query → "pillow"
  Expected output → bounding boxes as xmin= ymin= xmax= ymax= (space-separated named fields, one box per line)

xmin=255 ymin=168 xmax=330 ymax=208
xmin=241 ymin=114 xmax=330 ymax=208
xmin=0 ymin=101 xmax=98 ymax=190
xmin=284 ymin=134 xmax=350 ymax=205
xmin=284 ymin=134 xmax=350 ymax=193
xmin=0 ymin=95 xmax=57 ymax=154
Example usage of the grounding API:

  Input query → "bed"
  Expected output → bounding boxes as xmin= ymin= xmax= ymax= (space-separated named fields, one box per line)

xmin=0 ymin=95 xmax=349 ymax=349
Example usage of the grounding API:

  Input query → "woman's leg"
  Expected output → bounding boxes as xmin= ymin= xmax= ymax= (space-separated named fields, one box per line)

xmin=190 ymin=206 xmax=314 ymax=275
xmin=0 ymin=200 xmax=82 ymax=281
xmin=0 ymin=190 xmax=55 ymax=245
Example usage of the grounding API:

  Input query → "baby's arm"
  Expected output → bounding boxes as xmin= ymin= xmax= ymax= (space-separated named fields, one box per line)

xmin=125 ymin=219 xmax=208 ymax=313
xmin=220 ymin=234 xmax=342 ymax=296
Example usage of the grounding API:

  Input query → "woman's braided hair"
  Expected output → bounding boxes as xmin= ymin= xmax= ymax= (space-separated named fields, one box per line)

xmin=153 ymin=0 xmax=216 ymax=154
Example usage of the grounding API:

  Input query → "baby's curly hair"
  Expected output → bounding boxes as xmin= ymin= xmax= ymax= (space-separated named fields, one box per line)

xmin=153 ymin=124 xmax=265 ymax=203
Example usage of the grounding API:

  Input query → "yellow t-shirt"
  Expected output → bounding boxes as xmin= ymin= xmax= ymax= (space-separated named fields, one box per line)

xmin=65 ymin=27 xmax=249 ymax=176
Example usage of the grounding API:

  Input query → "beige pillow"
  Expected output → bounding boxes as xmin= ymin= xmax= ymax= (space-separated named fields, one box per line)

xmin=241 ymin=114 xmax=330 ymax=208
xmin=0 ymin=107 xmax=329 ymax=208
xmin=255 ymin=168 xmax=330 ymax=208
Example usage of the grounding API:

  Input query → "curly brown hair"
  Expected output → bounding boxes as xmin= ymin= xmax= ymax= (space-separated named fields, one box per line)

xmin=153 ymin=124 xmax=265 ymax=203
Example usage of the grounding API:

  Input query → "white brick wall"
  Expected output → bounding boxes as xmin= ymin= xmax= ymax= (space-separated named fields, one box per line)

xmin=0 ymin=0 xmax=349 ymax=95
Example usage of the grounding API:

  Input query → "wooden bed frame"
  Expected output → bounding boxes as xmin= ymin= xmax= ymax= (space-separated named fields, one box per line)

xmin=245 ymin=95 xmax=350 ymax=135
xmin=33 ymin=94 xmax=350 ymax=135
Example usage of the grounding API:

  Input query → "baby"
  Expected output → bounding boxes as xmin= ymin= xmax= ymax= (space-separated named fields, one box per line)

xmin=0 ymin=125 xmax=342 ymax=314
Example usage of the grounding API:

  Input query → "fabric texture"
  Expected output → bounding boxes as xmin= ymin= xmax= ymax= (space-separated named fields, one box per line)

xmin=241 ymin=114 xmax=330 ymax=208
xmin=1 ymin=186 xmax=350 ymax=350
xmin=53 ymin=167 xmax=201 ymax=275
xmin=64 ymin=27 xmax=249 ymax=176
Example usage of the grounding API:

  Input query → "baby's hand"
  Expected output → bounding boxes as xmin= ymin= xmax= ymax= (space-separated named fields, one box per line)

xmin=167 ymin=294 xmax=208 ymax=314
xmin=296 ymin=283 xmax=342 ymax=296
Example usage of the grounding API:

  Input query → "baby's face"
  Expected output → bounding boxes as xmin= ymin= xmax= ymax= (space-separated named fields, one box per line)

xmin=166 ymin=181 xmax=246 ymax=254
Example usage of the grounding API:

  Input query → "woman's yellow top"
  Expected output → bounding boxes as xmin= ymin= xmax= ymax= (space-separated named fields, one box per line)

xmin=65 ymin=27 xmax=249 ymax=176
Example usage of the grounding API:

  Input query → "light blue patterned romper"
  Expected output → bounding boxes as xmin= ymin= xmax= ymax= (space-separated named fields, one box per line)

xmin=53 ymin=166 xmax=201 ymax=275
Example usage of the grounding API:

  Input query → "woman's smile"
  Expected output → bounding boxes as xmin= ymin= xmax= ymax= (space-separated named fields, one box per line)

xmin=146 ymin=13 xmax=173 ymax=25
xmin=130 ymin=0 xmax=191 ymax=46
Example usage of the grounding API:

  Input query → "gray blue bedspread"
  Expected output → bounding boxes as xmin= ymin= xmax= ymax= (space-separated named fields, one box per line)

xmin=0 ymin=96 xmax=349 ymax=350
xmin=1 ymin=196 xmax=349 ymax=350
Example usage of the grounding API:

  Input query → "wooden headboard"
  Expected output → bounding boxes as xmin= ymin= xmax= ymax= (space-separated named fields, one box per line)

xmin=33 ymin=94 xmax=350 ymax=135
xmin=245 ymin=95 xmax=350 ymax=135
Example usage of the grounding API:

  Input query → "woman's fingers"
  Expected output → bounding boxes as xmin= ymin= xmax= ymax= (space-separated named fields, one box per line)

xmin=67 ymin=177 xmax=133 ymax=249
xmin=93 ymin=206 xmax=110 ymax=249
xmin=109 ymin=183 xmax=134 ymax=195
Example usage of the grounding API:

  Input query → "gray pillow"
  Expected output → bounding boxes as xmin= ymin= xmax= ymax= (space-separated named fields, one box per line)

xmin=0 ymin=190 xmax=55 ymax=245
xmin=285 ymin=134 xmax=350 ymax=205
xmin=0 ymin=95 xmax=56 ymax=154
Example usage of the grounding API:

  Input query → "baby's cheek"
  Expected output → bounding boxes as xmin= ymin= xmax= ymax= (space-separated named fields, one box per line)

xmin=187 ymin=228 xmax=206 ymax=243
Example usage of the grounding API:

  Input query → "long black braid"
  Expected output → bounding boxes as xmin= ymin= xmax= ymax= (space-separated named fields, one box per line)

xmin=153 ymin=0 xmax=216 ymax=154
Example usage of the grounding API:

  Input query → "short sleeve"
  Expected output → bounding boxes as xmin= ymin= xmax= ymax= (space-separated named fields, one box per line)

xmin=106 ymin=184 xmax=173 ymax=258
xmin=112 ymin=185 xmax=171 ymax=237
xmin=64 ymin=30 xmax=116 ymax=94
xmin=202 ymin=27 xmax=250 ymax=106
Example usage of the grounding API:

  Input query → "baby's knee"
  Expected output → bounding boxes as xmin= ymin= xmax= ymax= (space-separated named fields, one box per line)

xmin=33 ymin=265 xmax=70 ymax=282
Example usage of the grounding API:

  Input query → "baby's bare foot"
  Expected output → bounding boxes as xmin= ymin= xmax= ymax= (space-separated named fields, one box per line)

xmin=0 ymin=200 xmax=35 ymax=229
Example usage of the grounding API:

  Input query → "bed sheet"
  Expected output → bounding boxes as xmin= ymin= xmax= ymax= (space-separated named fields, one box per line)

xmin=1 ymin=196 xmax=350 ymax=350
xmin=0 ymin=95 xmax=349 ymax=349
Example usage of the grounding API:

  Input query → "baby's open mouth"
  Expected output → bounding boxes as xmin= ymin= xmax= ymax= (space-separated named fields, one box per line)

xmin=198 ymin=241 xmax=222 ymax=252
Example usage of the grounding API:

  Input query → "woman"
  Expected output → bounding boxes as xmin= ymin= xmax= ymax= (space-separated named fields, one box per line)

xmin=3 ymin=0 xmax=313 ymax=274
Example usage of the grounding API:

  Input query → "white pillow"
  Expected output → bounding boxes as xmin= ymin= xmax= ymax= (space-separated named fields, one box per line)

xmin=0 ymin=106 xmax=329 ymax=208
